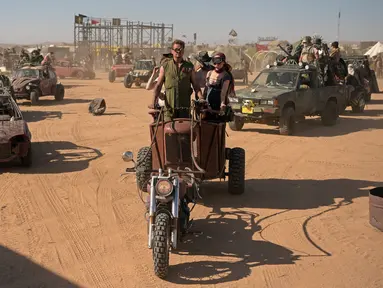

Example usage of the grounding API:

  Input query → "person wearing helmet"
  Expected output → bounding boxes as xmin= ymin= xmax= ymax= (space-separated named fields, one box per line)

xmin=30 ymin=49 xmax=43 ymax=65
xmin=19 ymin=49 xmax=30 ymax=64
xmin=203 ymin=52 xmax=235 ymax=117
xmin=286 ymin=43 xmax=293 ymax=55
xmin=299 ymin=36 xmax=318 ymax=64
xmin=114 ymin=49 xmax=123 ymax=65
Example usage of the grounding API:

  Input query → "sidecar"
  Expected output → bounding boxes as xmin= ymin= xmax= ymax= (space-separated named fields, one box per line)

xmin=135 ymin=110 xmax=246 ymax=195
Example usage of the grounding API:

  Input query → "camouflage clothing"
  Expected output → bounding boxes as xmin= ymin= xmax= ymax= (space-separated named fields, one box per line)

xmin=30 ymin=54 xmax=44 ymax=65
xmin=162 ymin=59 xmax=194 ymax=121
xmin=300 ymin=45 xmax=318 ymax=64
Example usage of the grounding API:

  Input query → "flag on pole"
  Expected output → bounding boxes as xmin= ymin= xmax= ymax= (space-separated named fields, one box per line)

xmin=91 ymin=19 xmax=100 ymax=25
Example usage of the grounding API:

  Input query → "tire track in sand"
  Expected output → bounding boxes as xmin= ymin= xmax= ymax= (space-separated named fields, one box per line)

xmin=36 ymin=175 xmax=114 ymax=288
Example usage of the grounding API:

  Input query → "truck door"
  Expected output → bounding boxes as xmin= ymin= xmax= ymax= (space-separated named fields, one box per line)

xmin=296 ymin=71 xmax=316 ymax=114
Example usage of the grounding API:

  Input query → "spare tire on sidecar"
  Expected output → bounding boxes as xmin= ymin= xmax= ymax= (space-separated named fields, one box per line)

xmin=136 ymin=101 xmax=246 ymax=195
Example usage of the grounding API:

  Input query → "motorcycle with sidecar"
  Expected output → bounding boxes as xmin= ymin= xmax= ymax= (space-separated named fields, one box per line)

xmin=121 ymin=100 xmax=246 ymax=279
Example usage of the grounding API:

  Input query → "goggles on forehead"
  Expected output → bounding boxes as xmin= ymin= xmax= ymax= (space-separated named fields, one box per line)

xmin=212 ymin=57 xmax=224 ymax=64
xmin=172 ymin=47 xmax=184 ymax=53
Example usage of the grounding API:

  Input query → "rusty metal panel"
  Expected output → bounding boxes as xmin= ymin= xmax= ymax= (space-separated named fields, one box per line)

xmin=149 ymin=119 xmax=226 ymax=180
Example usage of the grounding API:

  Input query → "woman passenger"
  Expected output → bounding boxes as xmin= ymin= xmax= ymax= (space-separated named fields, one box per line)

xmin=204 ymin=52 xmax=235 ymax=114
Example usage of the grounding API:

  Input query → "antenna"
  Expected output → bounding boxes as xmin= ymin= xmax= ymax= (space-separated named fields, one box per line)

xmin=337 ymin=0 xmax=341 ymax=42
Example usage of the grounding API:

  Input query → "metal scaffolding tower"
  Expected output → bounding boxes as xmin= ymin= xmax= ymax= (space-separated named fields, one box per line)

xmin=73 ymin=14 xmax=174 ymax=68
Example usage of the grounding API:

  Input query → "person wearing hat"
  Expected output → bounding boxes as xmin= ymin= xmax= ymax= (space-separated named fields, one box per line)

xmin=203 ymin=52 xmax=235 ymax=117
xmin=195 ymin=51 xmax=214 ymax=91
xmin=299 ymin=36 xmax=318 ymax=64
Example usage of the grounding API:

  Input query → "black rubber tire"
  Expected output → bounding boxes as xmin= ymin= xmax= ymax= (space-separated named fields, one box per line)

xmin=136 ymin=147 xmax=152 ymax=192
xmin=228 ymin=116 xmax=244 ymax=131
xmin=20 ymin=143 xmax=32 ymax=167
xmin=279 ymin=106 xmax=295 ymax=135
xmin=351 ymin=94 xmax=366 ymax=113
xmin=153 ymin=212 xmax=170 ymax=279
xmin=124 ymin=75 xmax=133 ymax=88
xmin=228 ymin=147 xmax=245 ymax=195
xmin=76 ymin=71 xmax=85 ymax=80
xmin=30 ymin=90 xmax=39 ymax=105
xmin=108 ymin=70 xmax=116 ymax=83
xmin=89 ymin=72 xmax=96 ymax=80
xmin=365 ymin=92 xmax=371 ymax=102
xmin=54 ymin=84 xmax=65 ymax=101
xmin=321 ymin=100 xmax=338 ymax=126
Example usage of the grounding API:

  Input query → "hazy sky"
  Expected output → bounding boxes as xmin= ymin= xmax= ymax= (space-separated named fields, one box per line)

xmin=1 ymin=0 xmax=382 ymax=44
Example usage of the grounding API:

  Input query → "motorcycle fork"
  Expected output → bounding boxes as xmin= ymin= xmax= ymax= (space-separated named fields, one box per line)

xmin=147 ymin=176 xmax=180 ymax=250
xmin=148 ymin=177 xmax=156 ymax=249
xmin=171 ymin=177 xmax=180 ymax=249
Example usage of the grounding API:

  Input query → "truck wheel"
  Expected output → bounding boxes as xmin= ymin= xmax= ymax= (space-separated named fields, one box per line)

xmin=54 ymin=85 xmax=65 ymax=101
xmin=89 ymin=72 xmax=96 ymax=80
xmin=108 ymin=70 xmax=116 ymax=83
xmin=365 ymin=92 xmax=371 ymax=102
xmin=279 ymin=106 xmax=295 ymax=135
xmin=229 ymin=116 xmax=244 ymax=131
xmin=20 ymin=143 xmax=32 ymax=167
xmin=30 ymin=90 xmax=39 ymax=105
xmin=153 ymin=212 xmax=170 ymax=279
xmin=228 ymin=147 xmax=245 ymax=195
xmin=351 ymin=93 xmax=366 ymax=113
xmin=124 ymin=75 xmax=133 ymax=88
xmin=321 ymin=100 xmax=338 ymax=126
xmin=136 ymin=147 xmax=152 ymax=192
xmin=76 ymin=71 xmax=85 ymax=79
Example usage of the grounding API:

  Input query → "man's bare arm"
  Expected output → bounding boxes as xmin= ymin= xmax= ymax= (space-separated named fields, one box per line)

xmin=191 ymin=69 xmax=203 ymax=99
xmin=146 ymin=67 xmax=159 ymax=90
xmin=150 ymin=66 xmax=165 ymax=107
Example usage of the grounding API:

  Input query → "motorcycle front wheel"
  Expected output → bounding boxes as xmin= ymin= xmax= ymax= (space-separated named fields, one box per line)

xmin=153 ymin=212 xmax=171 ymax=278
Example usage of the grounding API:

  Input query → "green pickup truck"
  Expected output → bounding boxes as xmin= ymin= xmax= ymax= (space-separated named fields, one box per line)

xmin=228 ymin=63 xmax=356 ymax=135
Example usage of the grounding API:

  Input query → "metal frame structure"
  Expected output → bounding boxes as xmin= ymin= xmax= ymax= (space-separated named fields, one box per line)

xmin=73 ymin=15 xmax=174 ymax=68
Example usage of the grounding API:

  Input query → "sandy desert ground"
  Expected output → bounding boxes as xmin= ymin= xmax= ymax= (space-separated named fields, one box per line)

xmin=0 ymin=73 xmax=383 ymax=288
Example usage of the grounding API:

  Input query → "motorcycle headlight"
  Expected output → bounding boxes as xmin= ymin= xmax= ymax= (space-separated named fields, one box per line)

xmin=26 ymin=85 xmax=30 ymax=90
xmin=228 ymin=96 xmax=239 ymax=103
xmin=155 ymin=179 xmax=173 ymax=197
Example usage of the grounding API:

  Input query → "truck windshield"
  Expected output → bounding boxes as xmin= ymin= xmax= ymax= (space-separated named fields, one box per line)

xmin=15 ymin=69 xmax=39 ymax=78
xmin=252 ymin=71 xmax=299 ymax=89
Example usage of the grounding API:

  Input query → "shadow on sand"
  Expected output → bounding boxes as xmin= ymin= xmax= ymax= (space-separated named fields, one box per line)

xmin=241 ymin=116 xmax=383 ymax=137
xmin=22 ymin=110 xmax=63 ymax=123
xmin=0 ymin=245 xmax=80 ymax=287
xmin=18 ymin=98 xmax=92 ymax=107
xmin=0 ymin=141 xmax=102 ymax=174
xmin=166 ymin=178 xmax=380 ymax=285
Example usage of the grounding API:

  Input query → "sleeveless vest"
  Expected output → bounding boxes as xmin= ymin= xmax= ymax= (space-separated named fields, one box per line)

xmin=163 ymin=59 xmax=194 ymax=118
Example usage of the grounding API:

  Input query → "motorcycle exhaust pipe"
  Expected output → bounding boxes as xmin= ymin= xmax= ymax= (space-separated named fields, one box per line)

xmin=171 ymin=177 xmax=180 ymax=249
xmin=148 ymin=177 xmax=156 ymax=249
